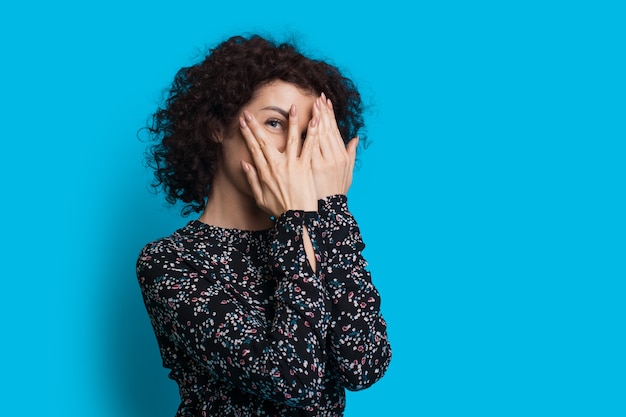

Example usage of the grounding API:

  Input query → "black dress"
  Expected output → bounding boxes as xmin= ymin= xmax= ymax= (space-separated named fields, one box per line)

xmin=136 ymin=195 xmax=391 ymax=416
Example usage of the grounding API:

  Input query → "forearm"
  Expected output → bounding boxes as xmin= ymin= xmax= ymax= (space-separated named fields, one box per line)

xmin=226 ymin=210 xmax=330 ymax=404
xmin=316 ymin=195 xmax=392 ymax=389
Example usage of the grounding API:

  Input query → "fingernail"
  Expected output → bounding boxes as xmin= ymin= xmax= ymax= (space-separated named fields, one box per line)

xmin=241 ymin=161 xmax=249 ymax=172
xmin=290 ymin=104 xmax=296 ymax=116
xmin=239 ymin=117 xmax=247 ymax=128
xmin=243 ymin=111 xmax=252 ymax=122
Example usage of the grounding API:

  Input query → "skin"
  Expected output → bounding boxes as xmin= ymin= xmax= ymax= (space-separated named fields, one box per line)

xmin=199 ymin=80 xmax=359 ymax=270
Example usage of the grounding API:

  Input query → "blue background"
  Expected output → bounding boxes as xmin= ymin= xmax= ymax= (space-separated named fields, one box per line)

xmin=2 ymin=1 xmax=624 ymax=416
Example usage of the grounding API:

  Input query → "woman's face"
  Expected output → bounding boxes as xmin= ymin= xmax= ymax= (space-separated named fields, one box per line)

xmin=218 ymin=80 xmax=317 ymax=197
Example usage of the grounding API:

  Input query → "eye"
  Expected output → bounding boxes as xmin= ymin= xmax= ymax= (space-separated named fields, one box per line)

xmin=265 ymin=119 xmax=284 ymax=130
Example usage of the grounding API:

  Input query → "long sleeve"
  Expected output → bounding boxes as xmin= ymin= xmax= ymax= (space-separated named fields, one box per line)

xmin=315 ymin=195 xmax=392 ymax=390
xmin=136 ymin=211 xmax=331 ymax=409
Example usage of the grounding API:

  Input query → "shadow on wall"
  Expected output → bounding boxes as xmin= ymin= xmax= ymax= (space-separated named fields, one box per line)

xmin=100 ymin=175 xmax=181 ymax=416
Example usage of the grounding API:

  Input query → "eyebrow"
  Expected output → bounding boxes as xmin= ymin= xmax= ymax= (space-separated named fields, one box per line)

xmin=260 ymin=106 xmax=289 ymax=119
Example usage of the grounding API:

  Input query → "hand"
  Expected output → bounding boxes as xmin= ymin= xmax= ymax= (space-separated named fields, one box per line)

xmin=309 ymin=93 xmax=359 ymax=199
xmin=239 ymin=105 xmax=318 ymax=217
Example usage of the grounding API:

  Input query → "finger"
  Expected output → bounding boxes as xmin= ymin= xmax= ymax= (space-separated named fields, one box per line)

xmin=239 ymin=115 xmax=271 ymax=173
xmin=323 ymin=91 xmax=333 ymax=110
xmin=311 ymin=117 xmax=323 ymax=170
xmin=316 ymin=95 xmax=334 ymax=158
xmin=242 ymin=111 xmax=281 ymax=160
xmin=321 ymin=94 xmax=347 ymax=154
xmin=286 ymin=104 xmax=301 ymax=159
xmin=241 ymin=161 xmax=264 ymax=205
xmin=300 ymin=114 xmax=319 ymax=161
xmin=306 ymin=97 xmax=322 ymax=156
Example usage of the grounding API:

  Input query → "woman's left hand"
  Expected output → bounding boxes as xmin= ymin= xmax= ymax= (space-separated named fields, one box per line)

xmin=308 ymin=93 xmax=359 ymax=199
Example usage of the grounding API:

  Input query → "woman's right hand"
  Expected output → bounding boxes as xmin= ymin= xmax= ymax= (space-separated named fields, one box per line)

xmin=239 ymin=105 xmax=319 ymax=217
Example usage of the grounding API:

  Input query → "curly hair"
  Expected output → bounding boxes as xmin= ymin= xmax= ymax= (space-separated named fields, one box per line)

xmin=144 ymin=34 xmax=367 ymax=216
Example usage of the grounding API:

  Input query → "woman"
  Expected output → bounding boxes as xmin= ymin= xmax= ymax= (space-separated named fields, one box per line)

xmin=136 ymin=34 xmax=391 ymax=416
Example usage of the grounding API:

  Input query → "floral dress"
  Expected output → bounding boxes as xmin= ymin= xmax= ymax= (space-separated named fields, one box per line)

xmin=136 ymin=195 xmax=391 ymax=416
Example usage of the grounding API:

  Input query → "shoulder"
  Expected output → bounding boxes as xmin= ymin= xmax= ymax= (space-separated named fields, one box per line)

xmin=139 ymin=223 xmax=187 ymax=256
xmin=136 ymin=221 xmax=200 ymax=275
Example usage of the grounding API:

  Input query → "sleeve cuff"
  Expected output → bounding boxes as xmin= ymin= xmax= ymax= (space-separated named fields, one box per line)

xmin=318 ymin=194 xmax=348 ymax=214
xmin=276 ymin=210 xmax=319 ymax=225
xmin=271 ymin=210 xmax=321 ymax=245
